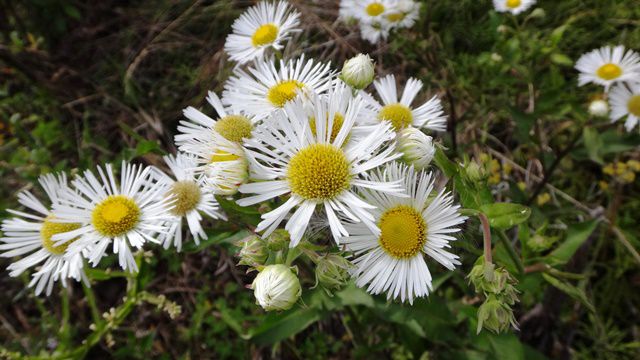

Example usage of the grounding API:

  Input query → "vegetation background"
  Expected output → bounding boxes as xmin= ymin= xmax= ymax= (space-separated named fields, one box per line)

xmin=0 ymin=0 xmax=639 ymax=358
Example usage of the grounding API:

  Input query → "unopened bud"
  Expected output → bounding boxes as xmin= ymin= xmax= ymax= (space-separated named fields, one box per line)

xmin=397 ymin=128 xmax=435 ymax=169
xmin=340 ymin=54 xmax=375 ymax=90
xmin=529 ymin=8 xmax=546 ymax=18
xmin=315 ymin=254 xmax=352 ymax=291
xmin=266 ymin=229 xmax=290 ymax=251
xmin=476 ymin=295 xmax=518 ymax=334
xmin=252 ymin=264 xmax=301 ymax=311
xmin=588 ymin=99 xmax=609 ymax=117
xmin=238 ymin=235 xmax=267 ymax=268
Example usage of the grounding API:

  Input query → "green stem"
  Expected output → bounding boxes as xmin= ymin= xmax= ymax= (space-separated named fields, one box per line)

xmin=59 ymin=287 xmax=71 ymax=349
xmin=497 ymin=231 xmax=525 ymax=274
xmin=82 ymin=283 xmax=102 ymax=326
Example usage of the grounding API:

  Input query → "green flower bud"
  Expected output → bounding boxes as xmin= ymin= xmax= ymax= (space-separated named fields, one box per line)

xmin=266 ymin=229 xmax=290 ymax=251
xmin=477 ymin=295 xmax=518 ymax=334
xmin=468 ymin=257 xmax=519 ymax=303
xmin=237 ymin=235 xmax=267 ymax=267
xmin=252 ymin=264 xmax=302 ymax=311
xmin=397 ymin=128 xmax=436 ymax=169
xmin=466 ymin=161 xmax=485 ymax=181
xmin=315 ymin=254 xmax=352 ymax=291
xmin=340 ymin=54 xmax=375 ymax=90
xmin=529 ymin=8 xmax=545 ymax=19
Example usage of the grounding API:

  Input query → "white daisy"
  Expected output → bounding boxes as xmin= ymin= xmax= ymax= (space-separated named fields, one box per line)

xmin=609 ymin=82 xmax=640 ymax=131
xmin=352 ymin=0 xmax=392 ymax=23
xmin=492 ymin=0 xmax=536 ymax=15
xmin=575 ymin=45 xmax=640 ymax=90
xmin=222 ymin=55 xmax=335 ymax=121
xmin=362 ymin=74 xmax=447 ymax=133
xmin=386 ymin=0 xmax=421 ymax=29
xmin=359 ymin=21 xmax=391 ymax=44
xmin=51 ymin=161 xmax=173 ymax=273
xmin=224 ymin=1 xmax=300 ymax=64
xmin=0 ymin=174 xmax=87 ymax=296
xmin=236 ymin=91 xmax=404 ymax=247
xmin=175 ymin=91 xmax=256 ymax=151
xmin=343 ymin=162 xmax=467 ymax=304
xmin=154 ymin=153 xmax=226 ymax=251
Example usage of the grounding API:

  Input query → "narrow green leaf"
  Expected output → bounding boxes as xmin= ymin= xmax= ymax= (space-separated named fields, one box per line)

xmin=542 ymin=273 xmax=595 ymax=313
xmin=547 ymin=220 xmax=598 ymax=265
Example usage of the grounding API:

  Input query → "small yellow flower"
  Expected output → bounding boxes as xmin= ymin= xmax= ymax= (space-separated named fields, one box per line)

xmin=620 ymin=171 xmax=636 ymax=184
xmin=598 ymin=181 xmax=609 ymax=191
xmin=602 ymin=164 xmax=615 ymax=176
xmin=517 ymin=181 xmax=527 ymax=191
xmin=536 ymin=193 xmax=551 ymax=206
xmin=614 ymin=162 xmax=628 ymax=175
xmin=627 ymin=160 xmax=640 ymax=172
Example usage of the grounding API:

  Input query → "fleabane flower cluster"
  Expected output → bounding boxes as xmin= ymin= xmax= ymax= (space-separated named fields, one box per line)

xmin=2 ymin=0 xmax=468 ymax=309
xmin=339 ymin=0 xmax=421 ymax=44
xmin=575 ymin=45 xmax=640 ymax=131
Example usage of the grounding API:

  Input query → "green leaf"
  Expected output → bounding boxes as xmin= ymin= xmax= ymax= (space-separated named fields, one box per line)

xmin=480 ymin=203 xmax=531 ymax=230
xmin=547 ymin=220 xmax=598 ymax=265
xmin=550 ymin=53 xmax=573 ymax=67
xmin=249 ymin=307 xmax=322 ymax=345
xmin=433 ymin=147 xmax=458 ymax=178
xmin=582 ymin=127 xmax=603 ymax=164
xmin=488 ymin=333 xmax=525 ymax=360
xmin=542 ymin=273 xmax=595 ymax=313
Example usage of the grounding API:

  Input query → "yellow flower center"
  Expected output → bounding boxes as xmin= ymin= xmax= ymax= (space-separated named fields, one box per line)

xmin=92 ymin=195 xmax=140 ymax=237
xmin=627 ymin=95 xmax=640 ymax=117
xmin=166 ymin=181 xmax=202 ymax=216
xmin=379 ymin=205 xmax=427 ymax=259
xmin=267 ymin=80 xmax=304 ymax=108
xmin=596 ymin=63 xmax=622 ymax=81
xmin=214 ymin=115 xmax=253 ymax=143
xmin=506 ymin=0 xmax=521 ymax=8
xmin=40 ymin=215 xmax=81 ymax=255
xmin=287 ymin=143 xmax=351 ymax=200
xmin=386 ymin=12 xmax=406 ymax=22
xmin=366 ymin=2 xmax=385 ymax=16
xmin=252 ymin=23 xmax=279 ymax=47
xmin=309 ymin=113 xmax=346 ymax=143
xmin=378 ymin=103 xmax=413 ymax=131
xmin=211 ymin=150 xmax=240 ymax=163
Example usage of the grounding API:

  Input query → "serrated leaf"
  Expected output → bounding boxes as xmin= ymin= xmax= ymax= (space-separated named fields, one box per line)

xmin=480 ymin=203 xmax=531 ymax=229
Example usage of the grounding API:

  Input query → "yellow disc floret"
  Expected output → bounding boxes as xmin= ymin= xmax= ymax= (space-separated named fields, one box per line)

xmin=378 ymin=103 xmax=413 ymax=131
xmin=386 ymin=12 xmax=406 ymax=23
xmin=287 ymin=144 xmax=351 ymax=200
xmin=167 ymin=181 xmax=202 ymax=216
xmin=40 ymin=216 xmax=81 ymax=255
xmin=378 ymin=205 xmax=427 ymax=259
xmin=214 ymin=115 xmax=253 ymax=143
xmin=366 ymin=2 xmax=385 ymax=17
xmin=309 ymin=113 xmax=346 ymax=143
xmin=92 ymin=195 xmax=140 ymax=237
xmin=596 ymin=63 xmax=622 ymax=80
xmin=627 ymin=95 xmax=640 ymax=117
xmin=506 ymin=0 xmax=521 ymax=8
xmin=252 ymin=23 xmax=279 ymax=47
xmin=267 ymin=80 xmax=304 ymax=108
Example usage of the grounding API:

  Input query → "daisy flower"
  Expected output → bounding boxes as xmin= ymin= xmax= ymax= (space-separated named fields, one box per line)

xmin=492 ymin=0 xmax=536 ymax=15
xmin=0 ymin=174 xmax=87 ymax=296
xmin=51 ymin=161 xmax=173 ymax=273
xmin=362 ymin=74 xmax=447 ymax=133
xmin=343 ymin=162 xmax=467 ymax=304
xmin=575 ymin=46 xmax=640 ymax=90
xmin=222 ymin=55 xmax=334 ymax=121
xmin=359 ymin=21 xmax=391 ymax=44
xmin=609 ymin=82 xmax=640 ymax=131
xmin=385 ymin=0 xmax=421 ymax=29
xmin=175 ymin=91 xmax=255 ymax=151
xmin=236 ymin=91 xmax=403 ymax=247
xmin=154 ymin=153 xmax=226 ymax=251
xmin=224 ymin=1 xmax=300 ymax=64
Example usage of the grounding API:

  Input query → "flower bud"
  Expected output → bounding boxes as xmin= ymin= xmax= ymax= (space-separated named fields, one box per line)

xmin=588 ymin=99 xmax=609 ymax=117
xmin=468 ymin=257 xmax=519 ymax=304
xmin=252 ymin=264 xmax=301 ymax=311
xmin=315 ymin=254 xmax=352 ymax=291
xmin=237 ymin=235 xmax=267 ymax=268
xmin=529 ymin=8 xmax=546 ymax=19
xmin=490 ymin=53 xmax=503 ymax=63
xmin=206 ymin=147 xmax=249 ymax=196
xmin=466 ymin=160 xmax=485 ymax=181
xmin=340 ymin=54 xmax=375 ymax=90
xmin=266 ymin=229 xmax=290 ymax=251
xmin=476 ymin=295 xmax=518 ymax=334
xmin=397 ymin=128 xmax=435 ymax=169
